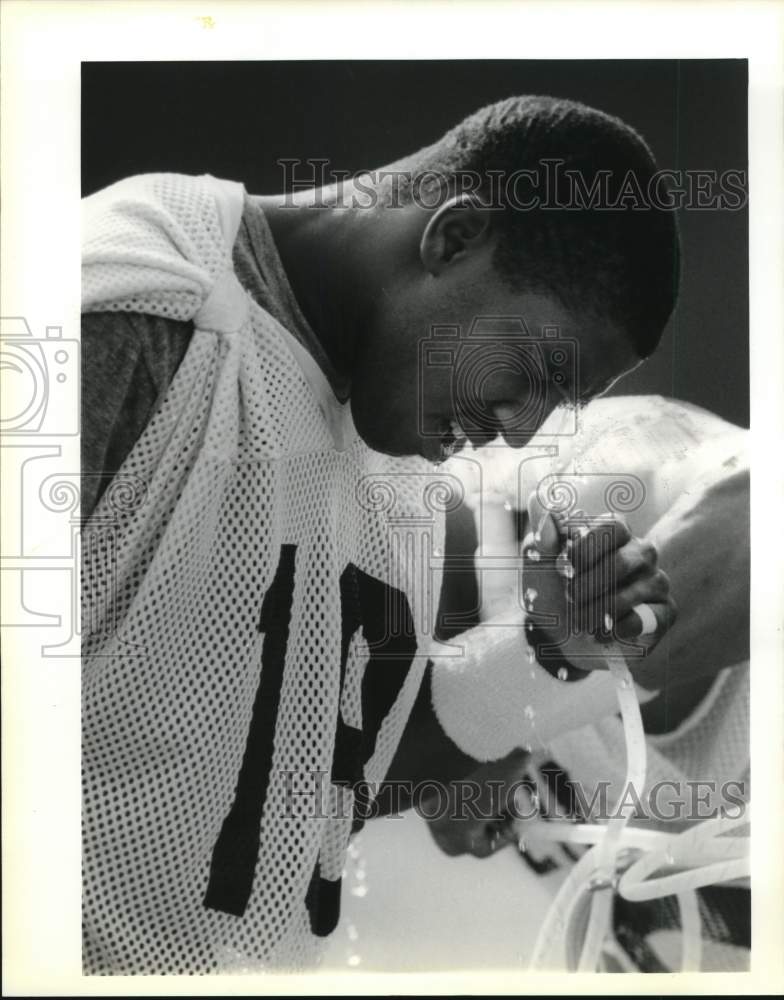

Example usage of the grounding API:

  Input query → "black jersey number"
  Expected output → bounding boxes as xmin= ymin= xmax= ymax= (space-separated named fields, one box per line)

xmin=304 ymin=563 xmax=418 ymax=936
xmin=203 ymin=544 xmax=297 ymax=917
xmin=204 ymin=549 xmax=418 ymax=929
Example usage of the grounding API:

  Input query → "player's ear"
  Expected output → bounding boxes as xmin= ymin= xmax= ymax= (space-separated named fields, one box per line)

xmin=419 ymin=195 xmax=494 ymax=275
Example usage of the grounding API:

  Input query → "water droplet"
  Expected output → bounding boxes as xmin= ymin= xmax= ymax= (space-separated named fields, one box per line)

xmin=518 ymin=837 xmax=527 ymax=854
xmin=347 ymin=923 xmax=359 ymax=942
xmin=524 ymin=704 xmax=535 ymax=720
xmin=526 ymin=547 xmax=541 ymax=563
xmin=619 ymin=676 xmax=631 ymax=689
xmin=503 ymin=499 xmax=513 ymax=511
xmin=533 ymin=530 xmax=542 ymax=544
xmin=433 ymin=547 xmax=443 ymax=558
xmin=526 ymin=647 xmax=535 ymax=663
xmin=347 ymin=953 xmax=362 ymax=967
xmin=588 ymin=872 xmax=615 ymax=892
xmin=664 ymin=849 xmax=675 ymax=866
xmin=350 ymin=884 xmax=368 ymax=898
xmin=556 ymin=552 xmax=574 ymax=579
xmin=603 ymin=613 xmax=614 ymax=632
xmin=529 ymin=669 xmax=537 ymax=679
xmin=557 ymin=666 xmax=569 ymax=681
xmin=531 ymin=792 xmax=540 ymax=811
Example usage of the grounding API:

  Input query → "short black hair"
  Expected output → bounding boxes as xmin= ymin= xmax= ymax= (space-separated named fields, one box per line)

xmin=392 ymin=95 xmax=681 ymax=359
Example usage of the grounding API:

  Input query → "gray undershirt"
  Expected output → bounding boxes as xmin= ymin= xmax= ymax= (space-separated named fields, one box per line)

xmin=81 ymin=192 xmax=339 ymax=520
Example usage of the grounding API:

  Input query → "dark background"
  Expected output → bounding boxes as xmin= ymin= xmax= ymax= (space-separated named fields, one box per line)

xmin=82 ymin=60 xmax=749 ymax=426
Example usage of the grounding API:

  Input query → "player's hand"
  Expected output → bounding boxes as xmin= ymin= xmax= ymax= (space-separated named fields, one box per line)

xmin=522 ymin=494 xmax=677 ymax=670
xmin=425 ymin=750 xmax=576 ymax=870
xmin=425 ymin=748 xmax=528 ymax=859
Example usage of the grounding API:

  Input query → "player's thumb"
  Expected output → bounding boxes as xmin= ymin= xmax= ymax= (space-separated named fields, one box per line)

xmin=526 ymin=492 xmax=561 ymax=557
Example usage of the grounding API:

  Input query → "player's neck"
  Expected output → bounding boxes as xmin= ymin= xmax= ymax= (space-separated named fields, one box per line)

xmin=256 ymin=185 xmax=382 ymax=389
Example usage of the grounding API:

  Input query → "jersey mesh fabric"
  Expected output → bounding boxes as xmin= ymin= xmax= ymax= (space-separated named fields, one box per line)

xmin=81 ymin=173 xmax=446 ymax=974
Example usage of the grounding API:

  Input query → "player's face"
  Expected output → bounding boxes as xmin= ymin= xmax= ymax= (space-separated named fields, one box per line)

xmin=349 ymin=275 xmax=642 ymax=461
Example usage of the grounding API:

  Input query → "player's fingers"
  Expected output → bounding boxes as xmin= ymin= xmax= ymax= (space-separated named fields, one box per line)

xmin=573 ymin=538 xmax=659 ymax=606
xmin=522 ymin=516 xmax=561 ymax=566
xmin=566 ymin=513 xmax=633 ymax=570
xmin=470 ymin=823 xmax=505 ymax=858
xmin=526 ymin=495 xmax=564 ymax=558
xmin=428 ymin=814 xmax=510 ymax=859
xmin=614 ymin=594 xmax=678 ymax=642
xmin=610 ymin=569 xmax=671 ymax=622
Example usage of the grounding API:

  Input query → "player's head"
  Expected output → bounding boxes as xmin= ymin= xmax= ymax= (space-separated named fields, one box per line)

xmin=347 ymin=95 xmax=681 ymax=461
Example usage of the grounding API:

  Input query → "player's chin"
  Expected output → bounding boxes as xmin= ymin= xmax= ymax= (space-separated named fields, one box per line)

xmin=352 ymin=411 xmax=430 ymax=460
xmin=366 ymin=436 xmax=443 ymax=462
xmin=409 ymin=431 xmax=466 ymax=463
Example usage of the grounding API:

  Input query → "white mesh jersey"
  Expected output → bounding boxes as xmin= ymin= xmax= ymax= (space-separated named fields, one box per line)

xmin=81 ymin=173 xmax=448 ymax=974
